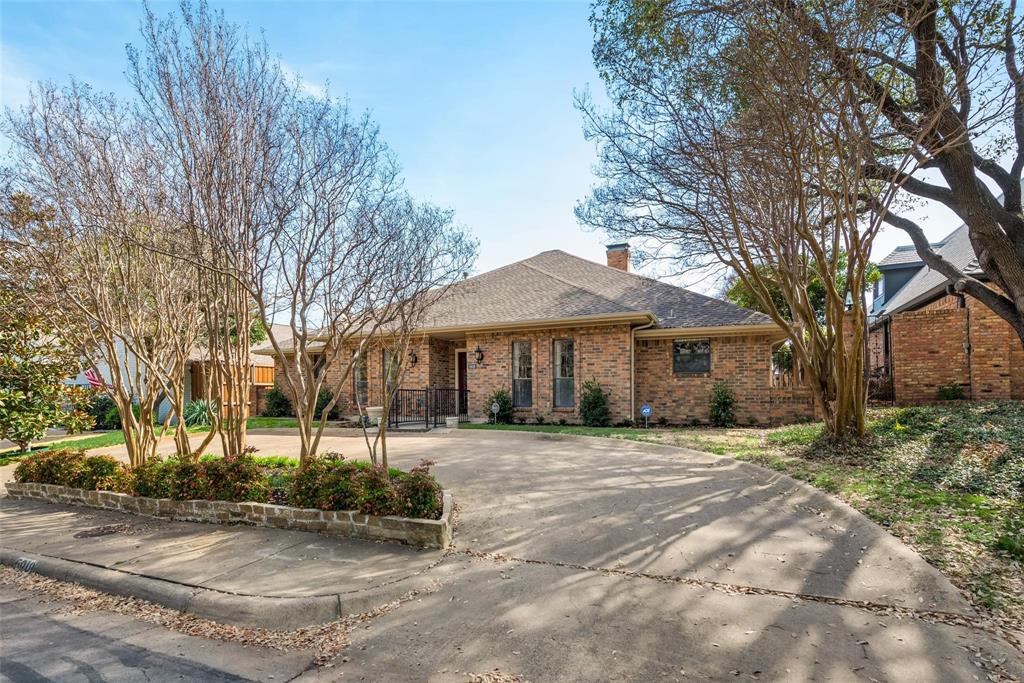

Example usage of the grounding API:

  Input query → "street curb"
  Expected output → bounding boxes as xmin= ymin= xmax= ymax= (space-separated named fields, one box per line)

xmin=0 ymin=547 xmax=443 ymax=629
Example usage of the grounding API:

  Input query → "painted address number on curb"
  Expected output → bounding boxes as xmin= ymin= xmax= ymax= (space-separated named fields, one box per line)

xmin=15 ymin=557 xmax=38 ymax=572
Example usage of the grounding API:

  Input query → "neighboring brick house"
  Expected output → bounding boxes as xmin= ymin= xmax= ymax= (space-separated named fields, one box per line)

xmin=869 ymin=224 xmax=1023 ymax=404
xmin=264 ymin=245 xmax=817 ymax=425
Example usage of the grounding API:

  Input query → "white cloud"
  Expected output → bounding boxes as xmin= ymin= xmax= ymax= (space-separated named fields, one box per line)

xmin=280 ymin=62 xmax=327 ymax=99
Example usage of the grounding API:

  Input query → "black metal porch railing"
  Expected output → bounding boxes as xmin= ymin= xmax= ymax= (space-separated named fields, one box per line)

xmin=388 ymin=388 xmax=470 ymax=429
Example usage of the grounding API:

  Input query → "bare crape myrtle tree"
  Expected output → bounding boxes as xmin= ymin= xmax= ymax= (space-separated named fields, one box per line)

xmin=257 ymin=90 xmax=477 ymax=466
xmin=2 ymin=84 xmax=202 ymax=466
xmin=587 ymin=0 xmax=1024 ymax=347
xmin=125 ymin=2 xmax=291 ymax=459
xmin=580 ymin=1 xmax=939 ymax=438
xmin=2 ymin=1 xmax=476 ymax=467
xmin=354 ymin=200 xmax=477 ymax=473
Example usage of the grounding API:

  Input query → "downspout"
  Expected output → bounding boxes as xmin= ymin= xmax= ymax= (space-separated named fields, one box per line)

xmin=630 ymin=318 xmax=656 ymax=422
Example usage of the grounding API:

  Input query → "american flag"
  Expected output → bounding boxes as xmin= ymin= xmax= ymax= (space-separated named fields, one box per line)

xmin=84 ymin=368 xmax=108 ymax=389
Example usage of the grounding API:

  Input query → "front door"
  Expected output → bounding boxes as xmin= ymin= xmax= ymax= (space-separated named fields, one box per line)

xmin=457 ymin=351 xmax=468 ymax=414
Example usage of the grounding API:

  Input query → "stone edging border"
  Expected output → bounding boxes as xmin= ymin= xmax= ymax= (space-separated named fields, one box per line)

xmin=4 ymin=482 xmax=452 ymax=549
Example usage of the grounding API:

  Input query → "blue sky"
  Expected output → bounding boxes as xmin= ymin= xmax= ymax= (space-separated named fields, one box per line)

xmin=1 ymin=0 xmax=965 ymax=292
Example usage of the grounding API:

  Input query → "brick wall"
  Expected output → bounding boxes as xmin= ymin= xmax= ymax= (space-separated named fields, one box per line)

xmin=428 ymin=338 xmax=456 ymax=388
xmin=271 ymin=326 xmax=821 ymax=425
xmin=273 ymin=337 xmax=437 ymax=416
xmin=888 ymin=293 xmax=1023 ymax=404
xmin=1013 ymin=340 xmax=1024 ymax=400
xmin=634 ymin=334 xmax=775 ymax=425
xmin=768 ymin=386 xmax=819 ymax=426
xmin=464 ymin=324 xmax=633 ymax=423
xmin=890 ymin=308 xmax=970 ymax=404
xmin=967 ymin=300 xmax=1013 ymax=400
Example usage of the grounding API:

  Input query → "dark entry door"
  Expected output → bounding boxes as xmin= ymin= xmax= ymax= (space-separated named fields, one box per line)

xmin=457 ymin=351 xmax=468 ymax=413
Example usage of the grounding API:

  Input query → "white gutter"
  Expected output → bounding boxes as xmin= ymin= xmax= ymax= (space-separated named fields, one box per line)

xmin=630 ymin=319 xmax=656 ymax=422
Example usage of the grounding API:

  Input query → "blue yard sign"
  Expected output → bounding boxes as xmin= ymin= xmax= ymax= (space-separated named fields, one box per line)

xmin=640 ymin=403 xmax=652 ymax=429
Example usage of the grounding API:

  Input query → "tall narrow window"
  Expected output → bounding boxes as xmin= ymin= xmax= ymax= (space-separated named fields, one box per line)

xmin=312 ymin=354 xmax=327 ymax=379
xmin=512 ymin=341 xmax=532 ymax=407
xmin=553 ymin=339 xmax=574 ymax=408
xmin=353 ymin=352 xmax=368 ymax=405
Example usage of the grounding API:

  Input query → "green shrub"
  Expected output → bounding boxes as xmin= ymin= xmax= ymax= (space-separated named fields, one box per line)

xmin=88 ymin=393 xmax=119 ymax=430
xmin=580 ymin=378 xmax=611 ymax=427
xmin=482 ymin=388 xmax=513 ymax=424
xmin=287 ymin=455 xmax=442 ymax=518
xmin=183 ymin=399 xmax=215 ymax=427
xmin=104 ymin=404 xmax=121 ymax=430
xmin=15 ymin=449 xmax=87 ymax=486
xmin=74 ymin=455 xmax=122 ymax=490
xmin=161 ymin=454 xmax=269 ymax=503
xmin=289 ymin=455 xmax=364 ymax=511
xmin=262 ymin=387 xmax=292 ymax=417
xmin=936 ymin=383 xmax=966 ymax=401
xmin=709 ymin=381 xmax=737 ymax=427
xmin=129 ymin=458 xmax=175 ymax=498
xmin=315 ymin=387 xmax=340 ymax=420
xmin=99 ymin=402 xmax=144 ymax=430
xmin=393 ymin=460 xmax=443 ymax=519
xmin=199 ymin=454 xmax=270 ymax=502
xmin=13 ymin=449 xmax=125 ymax=491
xmin=357 ymin=465 xmax=397 ymax=516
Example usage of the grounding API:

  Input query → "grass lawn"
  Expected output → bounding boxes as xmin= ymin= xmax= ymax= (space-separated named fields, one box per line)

xmin=246 ymin=416 xmax=301 ymax=429
xmin=0 ymin=431 xmax=128 ymax=466
xmin=465 ymin=402 xmax=1023 ymax=628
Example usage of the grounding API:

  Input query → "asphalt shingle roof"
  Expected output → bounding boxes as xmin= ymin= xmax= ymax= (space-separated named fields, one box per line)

xmin=419 ymin=250 xmax=774 ymax=331
xmin=878 ymin=245 xmax=928 ymax=268
xmin=876 ymin=224 xmax=980 ymax=316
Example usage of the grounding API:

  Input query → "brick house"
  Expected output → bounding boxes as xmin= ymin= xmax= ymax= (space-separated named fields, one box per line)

xmin=267 ymin=245 xmax=817 ymax=426
xmin=869 ymin=224 xmax=1023 ymax=404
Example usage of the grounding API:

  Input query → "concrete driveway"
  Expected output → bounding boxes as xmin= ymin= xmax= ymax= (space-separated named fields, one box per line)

xmin=12 ymin=429 xmax=1021 ymax=681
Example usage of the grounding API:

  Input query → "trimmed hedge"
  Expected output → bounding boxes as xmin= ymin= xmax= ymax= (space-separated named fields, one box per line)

xmin=288 ymin=455 xmax=443 ymax=519
xmin=13 ymin=448 xmax=443 ymax=519
xmin=13 ymin=449 xmax=122 ymax=491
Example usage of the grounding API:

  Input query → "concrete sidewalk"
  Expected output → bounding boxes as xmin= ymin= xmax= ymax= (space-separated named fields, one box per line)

xmin=0 ymin=497 xmax=445 ymax=629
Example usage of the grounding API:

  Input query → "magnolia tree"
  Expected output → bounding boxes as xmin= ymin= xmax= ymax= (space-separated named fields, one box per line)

xmin=579 ymin=0 xmax=932 ymax=438
xmin=0 ymin=278 xmax=93 ymax=453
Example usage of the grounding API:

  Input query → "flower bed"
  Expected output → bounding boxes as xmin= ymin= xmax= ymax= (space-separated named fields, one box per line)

xmin=9 ymin=449 xmax=452 ymax=548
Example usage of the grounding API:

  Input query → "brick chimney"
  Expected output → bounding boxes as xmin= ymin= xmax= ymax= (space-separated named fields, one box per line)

xmin=606 ymin=243 xmax=630 ymax=272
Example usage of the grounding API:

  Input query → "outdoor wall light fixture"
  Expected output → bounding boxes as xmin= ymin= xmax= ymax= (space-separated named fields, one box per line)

xmin=474 ymin=345 xmax=484 ymax=364
xmin=409 ymin=349 xmax=418 ymax=366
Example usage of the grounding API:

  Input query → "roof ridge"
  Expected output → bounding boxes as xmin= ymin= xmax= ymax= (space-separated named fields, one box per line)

xmin=523 ymin=250 xmax=768 ymax=323
xmin=540 ymin=250 xmax=759 ymax=311
xmin=519 ymin=260 xmax=648 ymax=315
